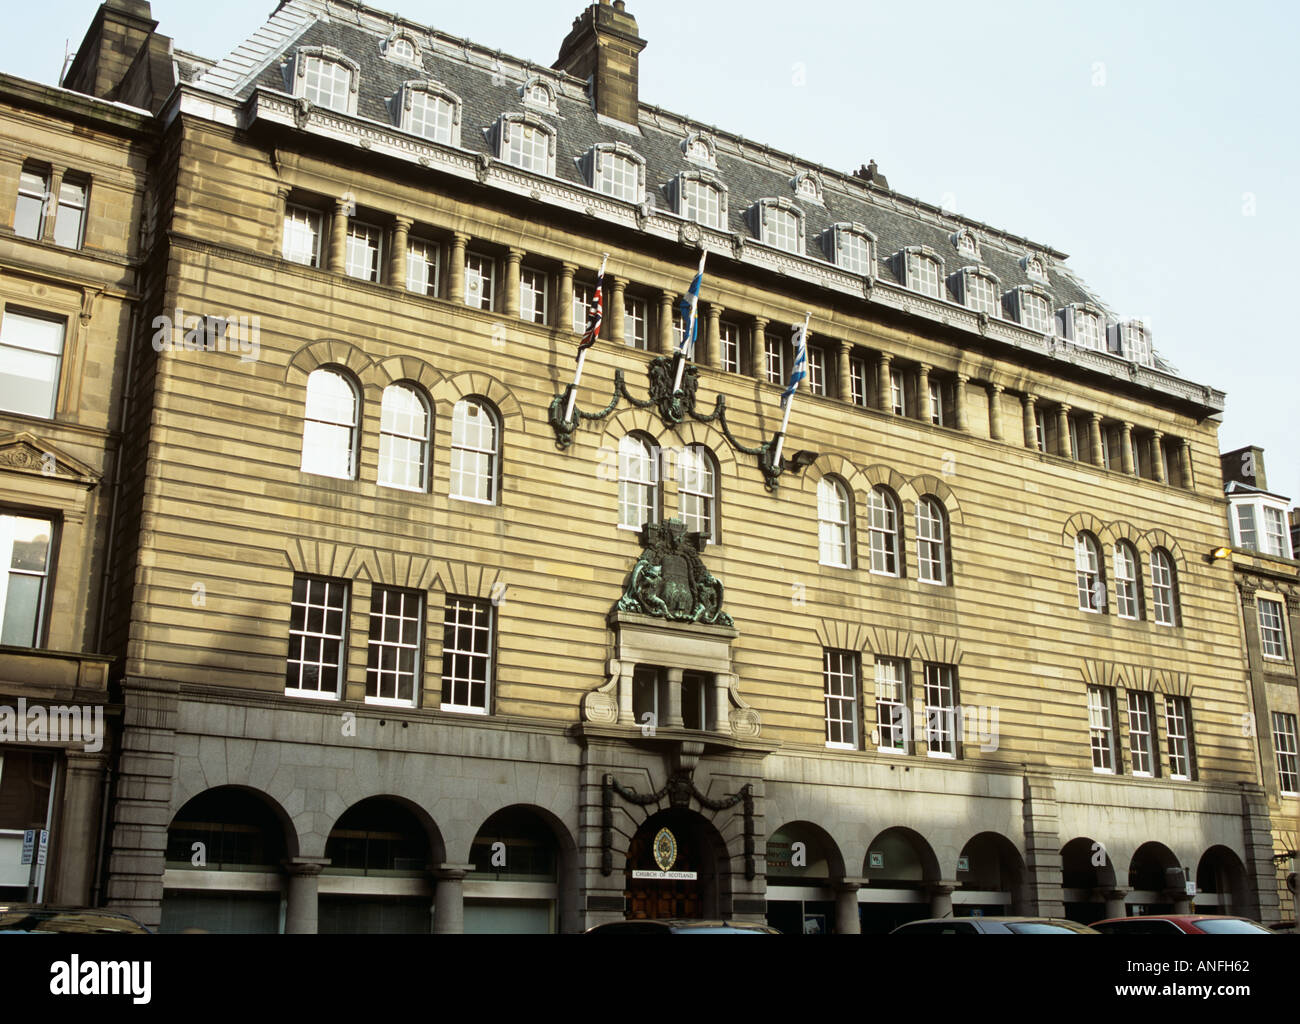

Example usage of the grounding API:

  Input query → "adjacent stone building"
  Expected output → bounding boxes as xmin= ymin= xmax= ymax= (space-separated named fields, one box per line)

xmin=2 ymin=0 xmax=1287 ymax=932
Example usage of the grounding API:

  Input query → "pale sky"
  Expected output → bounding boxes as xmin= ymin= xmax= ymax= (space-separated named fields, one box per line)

xmin=8 ymin=0 xmax=1298 ymax=511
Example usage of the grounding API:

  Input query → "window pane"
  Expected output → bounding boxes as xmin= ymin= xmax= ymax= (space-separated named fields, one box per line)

xmin=0 ymin=313 xmax=65 ymax=418
xmin=15 ymin=170 xmax=48 ymax=239
xmin=53 ymin=182 xmax=87 ymax=249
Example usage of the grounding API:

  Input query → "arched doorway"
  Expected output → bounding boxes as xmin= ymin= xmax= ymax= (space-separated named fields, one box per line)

xmin=624 ymin=808 xmax=729 ymax=920
xmin=860 ymin=827 xmax=939 ymax=935
xmin=161 ymin=786 xmax=292 ymax=934
xmin=1196 ymin=846 xmax=1251 ymax=917
xmin=1127 ymin=842 xmax=1183 ymax=915
xmin=319 ymin=797 xmax=435 ymax=934
xmin=1060 ymin=836 xmax=1117 ymax=924
xmin=465 ymin=806 xmax=574 ymax=934
xmin=957 ymin=832 xmax=1027 ymax=917
xmin=764 ymin=822 xmax=845 ymax=934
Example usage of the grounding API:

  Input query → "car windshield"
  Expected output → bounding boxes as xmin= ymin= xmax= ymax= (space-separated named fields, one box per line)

xmin=1005 ymin=922 xmax=1089 ymax=934
xmin=1194 ymin=919 xmax=1272 ymax=934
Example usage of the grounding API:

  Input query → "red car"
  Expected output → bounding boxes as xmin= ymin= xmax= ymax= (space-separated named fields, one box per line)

xmin=1092 ymin=914 xmax=1272 ymax=934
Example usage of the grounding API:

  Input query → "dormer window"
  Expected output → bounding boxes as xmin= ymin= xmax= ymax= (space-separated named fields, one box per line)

xmin=792 ymin=171 xmax=823 ymax=205
xmin=682 ymin=132 xmax=716 ymax=166
xmin=1059 ymin=304 xmax=1104 ymax=351
xmin=751 ymin=199 xmax=804 ymax=254
xmin=1021 ymin=254 xmax=1049 ymax=282
xmin=952 ymin=228 xmax=980 ymax=259
xmin=493 ymin=114 xmax=557 ymax=175
xmin=1228 ymin=492 xmax=1294 ymax=558
xmin=586 ymin=143 xmax=646 ymax=203
xmin=399 ymin=81 xmax=462 ymax=146
xmin=895 ymin=247 xmax=944 ymax=299
xmin=1109 ymin=319 xmax=1153 ymax=366
xmin=520 ymin=76 xmax=558 ymax=113
xmin=956 ymin=267 xmax=1000 ymax=317
xmin=673 ymin=171 xmax=727 ymax=230
xmin=382 ymin=32 xmax=421 ymax=64
xmin=1010 ymin=286 xmax=1054 ymax=334
xmin=293 ymin=47 xmax=360 ymax=115
xmin=825 ymin=223 xmax=875 ymax=276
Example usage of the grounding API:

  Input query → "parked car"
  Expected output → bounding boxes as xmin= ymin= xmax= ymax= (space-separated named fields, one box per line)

xmin=1268 ymin=920 xmax=1297 ymax=933
xmin=1092 ymin=915 xmax=1273 ymax=934
xmin=0 ymin=905 xmax=152 ymax=934
xmin=890 ymin=916 xmax=1098 ymax=934
xmin=585 ymin=918 xmax=780 ymax=934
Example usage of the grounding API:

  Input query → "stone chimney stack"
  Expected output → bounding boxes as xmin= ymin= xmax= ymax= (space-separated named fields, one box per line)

xmin=554 ymin=1 xmax=647 ymax=126
xmin=1220 ymin=445 xmax=1269 ymax=492
xmin=62 ymin=0 xmax=174 ymax=113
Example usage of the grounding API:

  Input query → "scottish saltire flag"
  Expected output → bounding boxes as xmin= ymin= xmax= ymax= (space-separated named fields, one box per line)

xmin=782 ymin=320 xmax=808 ymax=408
xmin=577 ymin=264 xmax=605 ymax=359
xmin=677 ymin=254 xmax=706 ymax=357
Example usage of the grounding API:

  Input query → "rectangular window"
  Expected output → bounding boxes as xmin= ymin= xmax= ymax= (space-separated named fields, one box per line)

xmin=1164 ymin=696 xmax=1193 ymax=780
xmin=624 ymin=295 xmax=648 ymax=350
xmin=0 ymin=514 xmax=54 ymax=648
xmin=285 ymin=576 xmax=348 ymax=699
xmin=764 ymin=334 xmax=784 ymax=385
xmin=874 ymin=658 xmax=908 ymax=752
xmin=408 ymin=91 xmax=454 ymax=144
xmin=1100 ymin=427 xmax=1115 ymax=470
xmin=928 ymin=381 xmax=944 ymax=426
xmin=1273 ymin=712 xmax=1299 ymax=795
xmin=345 ymin=221 xmax=383 ymax=282
xmin=1235 ymin=504 xmax=1258 ymax=550
xmin=441 ymin=597 xmax=492 ymax=714
xmin=1127 ymin=691 xmax=1156 ymax=777
xmin=682 ymin=178 xmax=721 ymax=229
xmin=282 ymin=205 xmax=322 ymax=267
xmin=465 ymin=253 xmax=495 ymax=310
xmin=1073 ymin=310 xmax=1103 ymax=350
xmin=906 ymin=253 xmax=940 ymax=298
xmin=965 ymin=274 xmax=999 ymax=316
xmin=366 ymin=587 xmax=421 ymax=707
xmin=521 ymin=268 xmax=548 ymax=325
xmin=850 ymin=357 xmax=868 ymax=407
xmin=406 ymin=239 xmax=440 ymax=297
xmin=573 ymin=283 xmax=594 ymax=334
xmin=924 ymin=664 xmax=958 ymax=758
xmin=53 ymin=178 xmax=88 ymax=249
xmin=1035 ymin=409 xmax=1049 ymax=453
xmin=14 ymin=167 xmax=50 ymax=240
xmin=824 ymin=649 xmax=858 ymax=750
xmin=0 ymin=310 xmax=65 ymax=420
xmin=1259 ymin=597 xmax=1288 ymax=661
xmin=505 ymin=122 xmax=548 ymax=172
xmin=1020 ymin=291 xmax=1051 ymax=333
xmin=837 ymin=232 xmax=871 ymax=275
xmin=807 ymin=347 xmax=827 ymax=396
xmin=763 ymin=206 xmax=800 ymax=253
xmin=890 ymin=369 xmax=905 ymax=416
xmin=598 ymin=152 xmax=639 ymax=202
xmin=303 ymin=56 xmax=351 ymax=112
xmin=719 ymin=322 xmax=740 ymax=374
xmin=1264 ymin=506 xmax=1289 ymax=557
xmin=1088 ymin=686 xmax=1118 ymax=773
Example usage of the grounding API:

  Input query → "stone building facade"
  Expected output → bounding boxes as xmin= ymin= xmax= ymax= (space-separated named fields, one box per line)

xmin=1 ymin=0 xmax=1285 ymax=933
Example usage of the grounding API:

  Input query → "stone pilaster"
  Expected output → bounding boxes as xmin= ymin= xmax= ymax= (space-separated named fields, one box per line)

xmin=1057 ymin=404 xmax=1073 ymax=460
xmin=877 ymin=353 xmax=893 ymax=414
xmin=1120 ymin=422 xmax=1135 ymax=475
xmin=284 ymin=858 xmax=330 ymax=934
xmin=50 ymin=752 xmax=109 ymax=906
xmin=1022 ymin=394 xmax=1038 ymax=451
xmin=328 ymin=198 xmax=349 ymax=275
xmin=505 ymin=247 xmax=524 ymax=319
xmin=953 ymin=373 xmax=969 ymax=431
xmin=657 ymin=290 xmax=674 ymax=354
xmin=1239 ymin=784 xmax=1280 ymax=923
xmin=448 ymin=232 xmax=469 ymax=304
xmin=1151 ymin=430 xmax=1167 ymax=483
xmin=1021 ymin=771 xmax=1064 ymax=917
xmin=389 ymin=216 xmax=412 ymax=289
xmin=607 ymin=276 xmax=625 ymax=345
xmin=837 ymin=340 xmax=853 ymax=403
xmin=987 ymin=383 xmax=1004 ymax=440
xmin=559 ymin=262 xmax=578 ymax=332
xmin=1089 ymin=413 xmax=1105 ymax=468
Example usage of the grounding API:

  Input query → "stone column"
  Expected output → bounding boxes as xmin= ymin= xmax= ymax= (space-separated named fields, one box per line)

xmin=389 ymin=216 xmax=412 ymax=290
xmin=274 ymin=184 xmax=293 ymax=259
xmin=752 ymin=317 xmax=770 ymax=381
xmin=658 ymin=291 xmax=675 ymax=354
xmin=1169 ymin=888 xmax=1193 ymax=915
xmin=954 ymin=374 xmax=969 ymax=431
xmin=618 ymin=662 xmax=636 ymax=727
xmin=50 ymin=752 xmax=108 ymax=906
xmin=329 ymin=198 xmax=350 ymax=275
xmin=433 ymin=865 xmax=473 ymax=935
xmin=1022 ymin=394 xmax=1038 ymax=450
xmin=987 ymin=384 xmax=1004 ymax=440
xmin=1151 ymin=430 xmax=1166 ymax=483
xmin=838 ymin=341 xmax=853 ymax=403
xmin=504 ymin=247 xmax=524 ymax=319
xmin=607 ymin=276 xmax=625 ymax=345
xmin=1057 ymin=404 xmax=1073 ymax=460
xmin=916 ymin=364 xmax=931 ymax=422
xmin=705 ymin=303 xmax=724 ymax=370
xmin=284 ymin=858 xmax=330 ymax=934
xmin=559 ymin=262 xmax=577 ymax=333
xmin=42 ymin=168 xmax=64 ymax=244
xmin=448 ymin=232 xmax=469 ymax=304
xmin=712 ymin=674 xmax=730 ymax=736
xmin=928 ymin=882 xmax=957 ymax=919
xmin=664 ymin=668 xmax=685 ymax=729
xmin=1120 ymin=423 xmax=1136 ymax=475
xmin=1102 ymin=888 xmax=1129 ymax=920
xmin=1179 ymin=439 xmax=1194 ymax=490
xmin=877 ymin=353 xmax=893 ymax=413
xmin=1089 ymin=413 xmax=1105 ymax=468
xmin=834 ymin=880 xmax=862 ymax=934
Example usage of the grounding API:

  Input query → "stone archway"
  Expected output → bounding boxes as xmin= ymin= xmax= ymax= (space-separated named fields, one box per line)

xmin=1196 ymin=845 xmax=1252 ymax=918
xmin=624 ymin=807 xmax=730 ymax=921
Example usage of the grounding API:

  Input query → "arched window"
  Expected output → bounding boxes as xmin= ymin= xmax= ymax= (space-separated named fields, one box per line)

xmin=450 ymin=399 xmax=499 ymax=504
xmin=619 ymin=434 xmax=659 ymax=531
xmin=678 ymin=445 xmax=717 ymax=544
xmin=301 ymin=368 xmax=358 ymax=480
xmin=1114 ymin=541 xmax=1141 ymax=620
xmin=916 ymin=497 xmax=948 ymax=585
xmin=1075 ymin=533 xmax=1105 ymax=612
xmin=401 ymin=83 xmax=461 ymax=146
xmin=818 ymin=476 xmax=852 ymax=568
xmin=294 ymin=48 xmax=360 ymax=114
xmin=676 ymin=172 xmax=727 ymax=230
xmin=868 ymin=486 xmax=901 ymax=577
xmin=378 ymin=384 xmax=430 ymax=492
xmin=1150 ymin=549 xmax=1179 ymax=626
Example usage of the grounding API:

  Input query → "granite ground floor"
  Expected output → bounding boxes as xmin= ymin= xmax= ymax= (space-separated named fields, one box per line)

xmin=100 ymin=679 xmax=1284 ymax=933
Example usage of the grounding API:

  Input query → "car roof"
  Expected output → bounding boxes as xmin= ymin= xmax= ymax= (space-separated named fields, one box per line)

xmin=900 ymin=916 xmax=1081 ymax=924
xmin=1093 ymin=915 xmax=1250 ymax=925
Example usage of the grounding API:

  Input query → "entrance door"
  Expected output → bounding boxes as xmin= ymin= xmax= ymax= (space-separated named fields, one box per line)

xmin=623 ymin=809 xmax=724 ymax=920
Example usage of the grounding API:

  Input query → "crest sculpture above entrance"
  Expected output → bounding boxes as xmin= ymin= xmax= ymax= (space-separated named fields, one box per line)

xmin=617 ymin=520 xmax=732 ymax=627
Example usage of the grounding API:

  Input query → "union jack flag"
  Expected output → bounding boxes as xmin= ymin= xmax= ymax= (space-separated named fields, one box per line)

xmin=578 ymin=264 xmax=605 ymax=359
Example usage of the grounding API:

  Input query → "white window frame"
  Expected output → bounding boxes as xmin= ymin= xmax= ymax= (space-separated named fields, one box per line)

xmin=400 ymin=81 xmax=462 ymax=146
xmin=618 ymin=435 xmax=659 ymax=532
xmin=874 ymin=657 xmax=908 ymax=753
xmin=890 ymin=369 xmax=905 ymax=416
xmin=850 ymin=356 xmax=868 ymax=407
xmin=719 ymin=321 xmax=740 ymax=374
xmin=899 ymin=248 xmax=943 ymax=299
xmin=0 ymin=513 xmax=54 ymax=649
xmin=366 ymin=586 xmax=422 ymax=708
xmin=1063 ymin=304 xmax=1104 ymax=351
xmin=807 ymin=346 xmax=827 ymax=397
xmin=573 ymin=282 xmax=594 ymax=334
xmin=818 ymin=476 xmax=852 ymax=569
xmin=450 ymin=399 xmax=500 ymax=505
xmin=378 ymin=383 xmax=430 ymax=493
xmin=1114 ymin=542 xmax=1140 ymax=620
xmin=1076 ymin=533 xmax=1104 ymax=613
xmin=678 ymin=445 xmax=717 ymax=544
xmin=344 ymin=220 xmax=384 ymax=283
xmin=824 ymin=649 xmax=859 ymax=750
xmin=623 ymin=295 xmax=648 ymax=350
xmin=676 ymin=172 xmax=727 ymax=230
xmin=1015 ymin=287 xmax=1053 ymax=334
xmin=1263 ymin=506 xmax=1290 ymax=558
xmin=682 ymin=132 xmax=716 ymax=165
xmin=495 ymin=114 xmax=556 ymax=175
xmin=1258 ymin=596 xmax=1288 ymax=661
xmin=589 ymin=144 xmax=645 ymax=204
xmin=465 ymin=252 xmax=495 ymax=310
xmin=960 ymin=268 xmax=1001 ymax=317
xmin=1273 ymin=712 xmax=1299 ymax=796
xmin=301 ymin=368 xmax=359 ymax=481
xmin=829 ymin=223 xmax=874 ymax=276
xmin=1088 ymin=685 xmax=1119 ymax=774
xmin=1112 ymin=320 xmax=1154 ymax=366
xmin=1150 ymin=549 xmax=1177 ymax=627
xmin=53 ymin=178 xmax=88 ymax=250
xmin=1127 ymin=690 xmax=1156 ymax=777
xmin=441 ymin=597 xmax=493 ymax=715
xmin=294 ymin=48 xmax=360 ymax=115
xmin=15 ymin=167 xmax=50 ymax=240
xmin=924 ymin=664 xmax=958 ymax=759
xmin=285 ymin=575 xmax=348 ymax=701
xmin=916 ymin=498 xmax=947 ymax=585
xmin=1164 ymin=696 xmax=1193 ymax=780
xmin=868 ymin=487 xmax=900 ymax=577
xmin=764 ymin=334 xmax=785 ymax=386
xmin=928 ymin=380 xmax=944 ymax=426
xmin=753 ymin=199 xmax=805 ymax=254
xmin=406 ymin=237 xmax=440 ymax=297
xmin=953 ymin=229 xmax=980 ymax=259
xmin=0 ymin=309 xmax=65 ymax=420
xmin=520 ymin=267 xmax=549 ymax=325
xmin=282 ymin=204 xmax=322 ymax=267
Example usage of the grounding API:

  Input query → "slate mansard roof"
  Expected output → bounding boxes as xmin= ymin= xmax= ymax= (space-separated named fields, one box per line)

xmin=185 ymin=0 xmax=1220 ymax=410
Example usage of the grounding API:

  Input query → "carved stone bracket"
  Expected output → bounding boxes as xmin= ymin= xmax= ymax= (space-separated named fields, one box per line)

xmin=727 ymin=675 xmax=762 ymax=738
xmin=582 ymin=658 xmax=621 ymax=725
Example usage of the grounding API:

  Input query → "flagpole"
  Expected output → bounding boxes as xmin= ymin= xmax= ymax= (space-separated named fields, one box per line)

xmin=565 ymin=253 xmax=608 ymax=423
xmin=673 ymin=250 xmax=708 ymax=395
xmin=773 ymin=312 xmax=811 ymax=468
